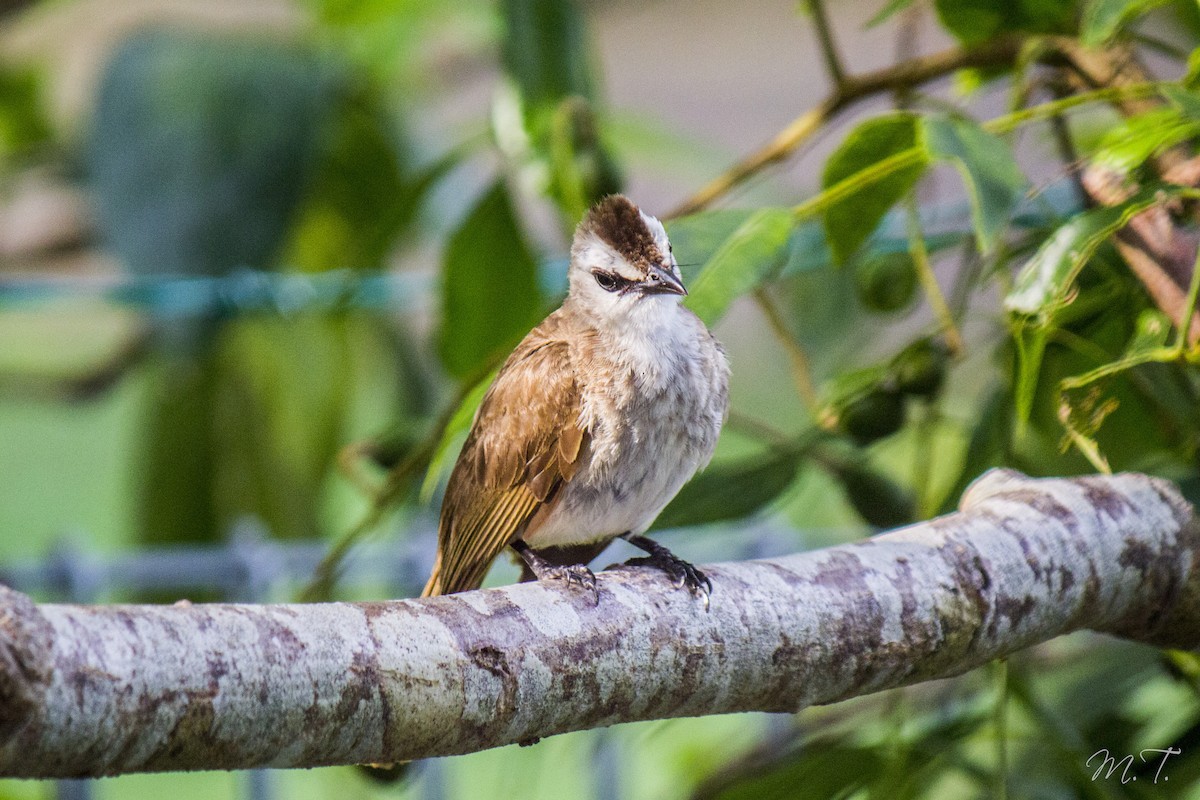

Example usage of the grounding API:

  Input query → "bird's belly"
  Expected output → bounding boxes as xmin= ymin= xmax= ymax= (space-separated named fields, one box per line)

xmin=525 ymin=423 xmax=708 ymax=549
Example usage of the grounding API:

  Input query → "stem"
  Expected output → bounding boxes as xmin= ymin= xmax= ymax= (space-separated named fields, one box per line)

xmin=804 ymin=0 xmax=847 ymax=89
xmin=911 ymin=402 xmax=937 ymax=515
xmin=791 ymin=149 xmax=927 ymax=220
xmin=992 ymin=659 xmax=1009 ymax=800
xmin=905 ymin=195 xmax=964 ymax=355
xmin=725 ymin=410 xmax=794 ymax=448
xmin=984 ymin=81 xmax=1165 ymax=135
xmin=1173 ymin=244 xmax=1200 ymax=351
xmin=753 ymin=288 xmax=820 ymax=413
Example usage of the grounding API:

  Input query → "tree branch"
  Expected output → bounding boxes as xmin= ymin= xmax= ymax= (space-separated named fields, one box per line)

xmin=1 ymin=470 xmax=1197 ymax=777
xmin=668 ymin=36 xmax=1023 ymax=217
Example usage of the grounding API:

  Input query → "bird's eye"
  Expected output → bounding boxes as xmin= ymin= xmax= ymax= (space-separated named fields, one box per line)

xmin=593 ymin=271 xmax=620 ymax=292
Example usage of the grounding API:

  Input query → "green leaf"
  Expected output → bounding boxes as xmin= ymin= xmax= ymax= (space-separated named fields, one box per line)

xmin=934 ymin=0 xmax=1073 ymax=43
xmin=1081 ymin=0 xmax=1170 ymax=45
xmin=1004 ymin=188 xmax=1165 ymax=316
xmin=0 ymin=66 xmax=52 ymax=162
xmin=867 ymin=0 xmax=917 ymax=27
xmin=822 ymin=113 xmax=927 ymax=265
xmin=821 ymin=453 xmax=917 ymax=529
xmin=651 ymin=451 xmax=801 ymax=530
xmin=684 ymin=208 xmax=795 ymax=325
xmin=547 ymin=96 xmax=624 ymax=221
xmin=938 ymin=388 xmax=1012 ymax=513
xmin=1162 ymin=83 xmax=1200 ymax=120
xmin=1090 ymin=106 xmax=1200 ymax=173
xmin=280 ymin=85 xmax=429 ymax=272
xmin=920 ymin=114 xmax=1025 ymax=253
xmin=437 ymin=181 xmax=545 ymax=377
xmin=665 ymin=209 xmax=759 ymax=282
xmin=214 ymin=317 xmax=353 ymax=540
xmin=778 ymin=220 xmax=836 ymax=276
xmin=1188 ymin=46 xmax=1200 ymax=88
xmin=712 ymin=742 xmax=884 ymax=800
xmin=1130 ymin=308 xmax=1173 ymax=351
xmin=420 ymin=373 xmax=494 ymax=502
xmin=501 ymin=0 xmax=594 ymax=111
xmin=1003 ymin=191 xmax=1168 ymax=424
xmin=139 ymin=352 xmax=221 ymax=546
xmin=934 ymin=0 xmax=1007 ymax=43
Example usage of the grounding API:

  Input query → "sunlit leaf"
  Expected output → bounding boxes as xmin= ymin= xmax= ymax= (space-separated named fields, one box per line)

xmin=1081 ymin=0 xmax=1170 ymax=45
xmin=651 ymin=451 xmax=802 ymax=530
xmin=685 ymin=208 xmax=794 ymax=325
xmin=920 ymin=114 xmax=1025 ymax=254
xmin=1090 ymin=106 xmax=1200 ymax=174
xmin=1004 ymin=188 xmax=1165 ymax=315
xmin=437 ymin=181 xmax=545 ymax=377
xmin=822 ymin=113 xmax=927 ymax=265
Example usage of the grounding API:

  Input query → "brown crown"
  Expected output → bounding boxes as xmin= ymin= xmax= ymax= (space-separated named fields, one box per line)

xmin=579 ymin=195 xmax=663 ymax=271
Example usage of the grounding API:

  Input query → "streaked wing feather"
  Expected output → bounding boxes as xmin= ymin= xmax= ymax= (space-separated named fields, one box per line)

xmin=422 ymin=318 xmax=587 ymax=596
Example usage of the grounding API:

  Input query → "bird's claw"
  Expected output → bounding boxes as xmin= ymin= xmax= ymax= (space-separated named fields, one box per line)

xmin=623 ymin=554 xmax=712 ymax=610
xmin=541 ymin=564 xmax=599 ymax=605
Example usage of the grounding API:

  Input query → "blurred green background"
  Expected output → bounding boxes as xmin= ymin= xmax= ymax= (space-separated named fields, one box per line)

xmin=5 ymin=0 xmax=1200 ymax=797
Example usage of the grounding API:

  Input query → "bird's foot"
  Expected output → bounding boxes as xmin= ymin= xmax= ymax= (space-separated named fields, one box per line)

xmin=620 ymin=534 xmax=712 ymax=610
xmin=512 ymin=540 xmax=599 ymax=605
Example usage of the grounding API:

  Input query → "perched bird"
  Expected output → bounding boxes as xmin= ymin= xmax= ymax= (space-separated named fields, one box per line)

xmin=422 ymin=195 xmax=729 ymax=604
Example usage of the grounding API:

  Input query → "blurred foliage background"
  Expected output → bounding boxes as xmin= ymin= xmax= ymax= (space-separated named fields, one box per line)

xmin=4 ymin=0 xmax=1200 ymax=797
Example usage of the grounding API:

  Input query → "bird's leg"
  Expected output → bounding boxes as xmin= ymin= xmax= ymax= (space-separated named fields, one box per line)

xmin=620 ymin=533 xmax=712 ymax=608
xmin=510 ymin=540 xmax=598 ymax=605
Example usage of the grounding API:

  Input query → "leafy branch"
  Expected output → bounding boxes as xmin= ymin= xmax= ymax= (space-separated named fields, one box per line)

xmin=669 ymin=36 xmax=1024 ymax=216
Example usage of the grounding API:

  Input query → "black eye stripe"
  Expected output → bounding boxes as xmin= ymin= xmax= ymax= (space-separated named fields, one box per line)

xmin=593 ymin=270 xmax=631 ymax=293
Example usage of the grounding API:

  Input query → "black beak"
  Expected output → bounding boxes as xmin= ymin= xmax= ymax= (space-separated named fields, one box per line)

xmin=638 ymin=265 xmax=687 ymax=296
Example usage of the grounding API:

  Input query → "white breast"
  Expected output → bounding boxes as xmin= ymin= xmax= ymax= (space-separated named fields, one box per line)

xmin=528 ymin=299 xmax=729 ymax=548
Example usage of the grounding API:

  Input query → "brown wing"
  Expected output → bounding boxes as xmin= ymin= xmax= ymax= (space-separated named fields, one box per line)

xmin=422 ymin=318 xmax=588 ymax=596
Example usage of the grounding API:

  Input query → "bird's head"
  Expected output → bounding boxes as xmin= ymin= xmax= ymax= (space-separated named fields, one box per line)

xmin=567 ymin=195 xmax=686 ymax=318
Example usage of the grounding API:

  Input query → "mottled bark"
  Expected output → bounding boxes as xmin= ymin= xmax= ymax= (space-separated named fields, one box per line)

xmin=1 ymin=470 xmax=1198 ymax=778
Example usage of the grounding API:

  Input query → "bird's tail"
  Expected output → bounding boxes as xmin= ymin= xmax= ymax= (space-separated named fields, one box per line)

xmin=421 ymin=552 xmax=445 ymax=597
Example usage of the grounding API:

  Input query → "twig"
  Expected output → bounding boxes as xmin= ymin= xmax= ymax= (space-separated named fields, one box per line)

xmin=668 ymin=37 xmax=1023 ymax=217
xmin=803 ymin=0 xmax=847 ymax=90
xmin=753 ymin=288 xmax=820 ymax=412
xmin=905 ymin=196 xmax=964 ymax=355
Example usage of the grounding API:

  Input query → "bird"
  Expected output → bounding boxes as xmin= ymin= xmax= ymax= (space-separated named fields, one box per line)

xmin=422 ymin=194 xmax=730 ymax=605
